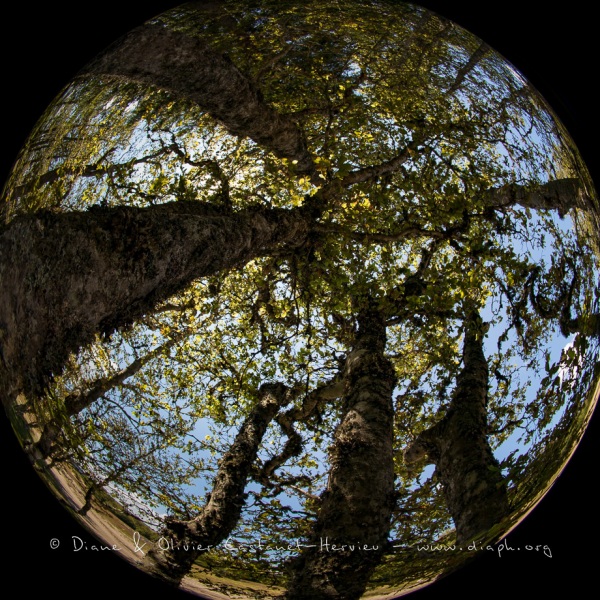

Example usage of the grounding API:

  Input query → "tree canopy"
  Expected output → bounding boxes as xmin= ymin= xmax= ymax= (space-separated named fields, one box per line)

xmin=1 ymin=2 xmax=598 ymax=599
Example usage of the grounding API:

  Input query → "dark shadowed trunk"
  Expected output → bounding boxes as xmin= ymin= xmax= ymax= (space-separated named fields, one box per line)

xmin=284 ymin=303 xmax=397 ymax=600
xmin=0 ymin=201 xmax=311 ymax=408
xmin=142 ymin=382 xmax=291 ymax=584
xmin=403 ymin=310 xmax=509 ymax=544
xmin=83 ymin=22 xmax=317 ymax=179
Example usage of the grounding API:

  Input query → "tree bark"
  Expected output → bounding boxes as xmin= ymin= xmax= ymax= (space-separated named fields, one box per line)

xmin=142 ymin=382 xmax=291 ymax=584
xmin=0 ymin=201 xmax=311 ymax=407
xmin=403 ymin=310 xmax=509 ymax=544
xmin=83 ymin=23 xmax=317 ymax=179
xmin=483 ymin=178 xmax=585 ymax=216
xmin=284 ymin=304 xmax=397 ymax=600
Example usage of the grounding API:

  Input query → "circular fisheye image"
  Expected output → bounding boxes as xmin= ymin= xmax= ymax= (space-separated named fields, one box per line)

xmin=1 ymin=1 xmax=598 ymax=599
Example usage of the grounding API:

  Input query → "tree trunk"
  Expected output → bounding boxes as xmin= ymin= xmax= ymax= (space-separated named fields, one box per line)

xmin=483 ymin=178 xmax=585 ymax=216
xmin=142 ymin=382 xmax=291 ymax=584
xmin=83 ymin=22 xmax=317 ymax=179
xmin=0 ymin=201 xmax=311 ymax=407
xmin=284 ymin=304 xmax=397 ymax=600
xmin=403 ymin=311 xmax=509 ymax=544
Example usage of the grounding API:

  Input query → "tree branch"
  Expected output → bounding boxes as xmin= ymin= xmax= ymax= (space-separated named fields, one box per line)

xmin=445 ymin=41 xmax=490 ymax=96
xmin=338 ymin=133 xmax=425 ymax=187
xmin=34 ymin=330 xmax=188 ymax=457
xmin=7 ymin=143 xmax=181 ymax=205
xmin=258 ymin=375 xmax=345 ymax=483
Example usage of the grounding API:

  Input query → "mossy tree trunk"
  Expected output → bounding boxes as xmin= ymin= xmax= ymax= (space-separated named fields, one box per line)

xmin=0 ymin=202 xmax=311 ymax=408
xmin=284 ymin=303 xmax=397 ymax=600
